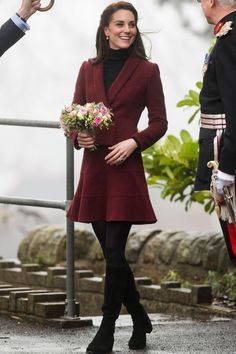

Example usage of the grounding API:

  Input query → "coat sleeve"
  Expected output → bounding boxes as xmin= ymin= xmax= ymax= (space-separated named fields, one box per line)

xmin=0 ymin=19 xmax=24 ymax=57
xmin=216 ymin=35 xmax=236 ymax=174
xmin=131 ymin=63 xmax=167 ymax=151
xmin=70 ymin=61 xmax=87 ymax=149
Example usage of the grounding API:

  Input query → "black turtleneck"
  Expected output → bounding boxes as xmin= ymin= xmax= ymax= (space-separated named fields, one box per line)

xmin=103 ymin=48 xmax=130 ymax=92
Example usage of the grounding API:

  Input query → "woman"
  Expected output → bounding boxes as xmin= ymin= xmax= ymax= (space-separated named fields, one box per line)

xmin=67 ymin=2 xmax=167 ymax=353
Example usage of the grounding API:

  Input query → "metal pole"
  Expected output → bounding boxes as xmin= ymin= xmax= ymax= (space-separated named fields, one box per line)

xmin=65 ymin=137 xmax=77 ymax=317
xmin=0 ymin=196 xmax=65 ymax=210
xmin=0 ymin=118 xmax=60 ymax=129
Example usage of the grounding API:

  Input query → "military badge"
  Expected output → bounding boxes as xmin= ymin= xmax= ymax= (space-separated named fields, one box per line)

xmin=214 ymin=21 xmax=233 ymax=37
xmin=203 ymin=53 xmax=211 ymax=76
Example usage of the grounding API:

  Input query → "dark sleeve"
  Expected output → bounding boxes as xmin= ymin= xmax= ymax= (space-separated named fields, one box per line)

xmin=0 ymin=19 xmax=25 ymax=57
xmin=131 ymin=63 xmax=168 ymax=151
xmin=216 ymin=35 xmax=236 ymax=174
xmin=70 ymin=61 xmax=88 ymax=150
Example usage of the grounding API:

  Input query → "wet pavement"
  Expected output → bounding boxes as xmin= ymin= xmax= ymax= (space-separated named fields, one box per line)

xmin=0 ymin=313 xmax=236 ymax=353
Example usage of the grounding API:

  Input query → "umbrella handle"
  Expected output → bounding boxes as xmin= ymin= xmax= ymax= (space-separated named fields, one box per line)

xmin=38 ymin=0 xmax=55 ymax=12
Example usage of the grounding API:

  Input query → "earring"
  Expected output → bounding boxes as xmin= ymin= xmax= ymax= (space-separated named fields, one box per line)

xmin=106 ymin=36 xmax=109 ymax=40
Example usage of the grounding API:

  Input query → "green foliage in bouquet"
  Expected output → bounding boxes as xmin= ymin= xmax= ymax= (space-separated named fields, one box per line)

xmin=142 ymin=81 xmax=214 ymax=213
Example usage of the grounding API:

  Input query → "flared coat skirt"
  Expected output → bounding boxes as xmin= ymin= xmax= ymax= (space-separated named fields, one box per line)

xmin=67 ymin=146 xmax=157 ymax=224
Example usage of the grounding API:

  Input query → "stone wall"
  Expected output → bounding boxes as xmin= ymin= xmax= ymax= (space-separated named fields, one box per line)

xmin=0 ymin=261 xmax=217 ymax=319
xmin=17 ymin=225 xmax=232 ymax=283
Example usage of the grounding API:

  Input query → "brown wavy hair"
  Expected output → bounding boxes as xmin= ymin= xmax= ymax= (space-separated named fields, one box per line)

xmin=90 ymin=1 xmax=147 ymax=64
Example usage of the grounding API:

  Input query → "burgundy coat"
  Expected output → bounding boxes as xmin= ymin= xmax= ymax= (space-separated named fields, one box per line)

xmin=67 ymin=54 xmax=167 ymax=224
xmin=71 ymin=54 xmax=167 ymax=150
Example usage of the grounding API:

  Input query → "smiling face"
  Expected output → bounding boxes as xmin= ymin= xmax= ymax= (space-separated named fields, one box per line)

xmin=104 ymin=9 xmax=137 ymax=50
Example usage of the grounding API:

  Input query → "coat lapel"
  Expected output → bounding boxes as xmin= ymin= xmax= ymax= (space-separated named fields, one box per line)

xmin=107 ymin=55 xmax=141 ymax=105
xmin=92 ymin=63 xmax=109 ymax=107
xmin=92 ymin=55 xmax=142 ymax=107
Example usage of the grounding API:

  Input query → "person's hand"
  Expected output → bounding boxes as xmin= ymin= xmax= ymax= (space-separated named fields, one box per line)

xmin=77 ymin=131 xmax=96 ymax=149
xmin=105 ymin=138 xmax=138 ymax=166
xmin=18 ymin=0 xmax=41 ymax=20
xmin=216 ymin=178 xmax=234 ymax=195
xmin=215 ymin=170 xmax=235 ymax=195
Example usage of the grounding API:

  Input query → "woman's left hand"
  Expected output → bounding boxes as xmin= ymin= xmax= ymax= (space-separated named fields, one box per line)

xmin=105 ymin=138 xmax=138 ymax=165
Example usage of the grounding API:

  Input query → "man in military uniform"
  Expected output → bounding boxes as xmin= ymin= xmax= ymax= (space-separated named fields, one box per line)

xmin=0 ymin=0 xmax=41 ymax=58
xmin=196 ymin=0 xmax=236 ymax=263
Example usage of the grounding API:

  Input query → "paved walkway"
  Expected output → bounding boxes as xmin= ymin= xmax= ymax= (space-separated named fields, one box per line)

xmin=0 ymin=313 xmax=236 ymax=353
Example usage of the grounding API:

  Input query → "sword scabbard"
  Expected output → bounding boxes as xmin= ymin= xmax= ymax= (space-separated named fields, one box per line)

xmin=223 ymin=186 xmax=236 ymax=224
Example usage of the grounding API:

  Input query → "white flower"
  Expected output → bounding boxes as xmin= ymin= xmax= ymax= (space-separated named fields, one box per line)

xmin=216 ymin=21 xmax=233 ymax=38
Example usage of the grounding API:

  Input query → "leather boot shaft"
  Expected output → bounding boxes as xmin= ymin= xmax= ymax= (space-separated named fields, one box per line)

xmin=86 ymin=265 xmax=128 ymax=354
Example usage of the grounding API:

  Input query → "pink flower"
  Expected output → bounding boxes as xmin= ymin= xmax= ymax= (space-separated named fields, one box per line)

xmin=100 ymin=106 xmax=108 ymax=115
xmin=79 ymin=106 xmax=88 ymax=115
xmin=93 ymin=116 xmax=102 ymax=126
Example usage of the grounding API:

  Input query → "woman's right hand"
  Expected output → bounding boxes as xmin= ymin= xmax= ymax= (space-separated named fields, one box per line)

xmin=77 ymin=131 xmax=96 ymax=149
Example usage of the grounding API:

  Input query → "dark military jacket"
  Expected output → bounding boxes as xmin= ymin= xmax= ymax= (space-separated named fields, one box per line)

xmin=0 ymin=19 xmax=24 ymax=57
xmin=195 ymin=11 xmax=236 ymax=191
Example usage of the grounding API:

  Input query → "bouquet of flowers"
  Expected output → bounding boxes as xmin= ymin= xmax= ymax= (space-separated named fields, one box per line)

xmin=60 ymin=102 xmax=113 ymax=138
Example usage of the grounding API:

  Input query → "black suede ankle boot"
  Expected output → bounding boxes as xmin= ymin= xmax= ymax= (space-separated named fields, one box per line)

xmin=86 ymin=317 xmax=115 ymax=354
xmin=86 ymin=265 xmax=128 ymax=354
xmin=123 ymin=267 xmax=153 ymax=350
xmin=128 ymin=304 xmax=152 ymax=349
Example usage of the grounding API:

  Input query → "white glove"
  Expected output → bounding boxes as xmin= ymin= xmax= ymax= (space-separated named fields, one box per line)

xmin=215 ymin=170 xmax=235 ymax=195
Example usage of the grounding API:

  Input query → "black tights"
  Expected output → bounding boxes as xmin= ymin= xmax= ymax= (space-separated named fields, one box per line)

xmin=92 ymin=221 xmax=132 ymax=268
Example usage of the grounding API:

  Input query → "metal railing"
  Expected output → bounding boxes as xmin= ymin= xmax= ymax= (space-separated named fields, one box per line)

xmin=0 ymin=117 xmax=77 ymax=318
